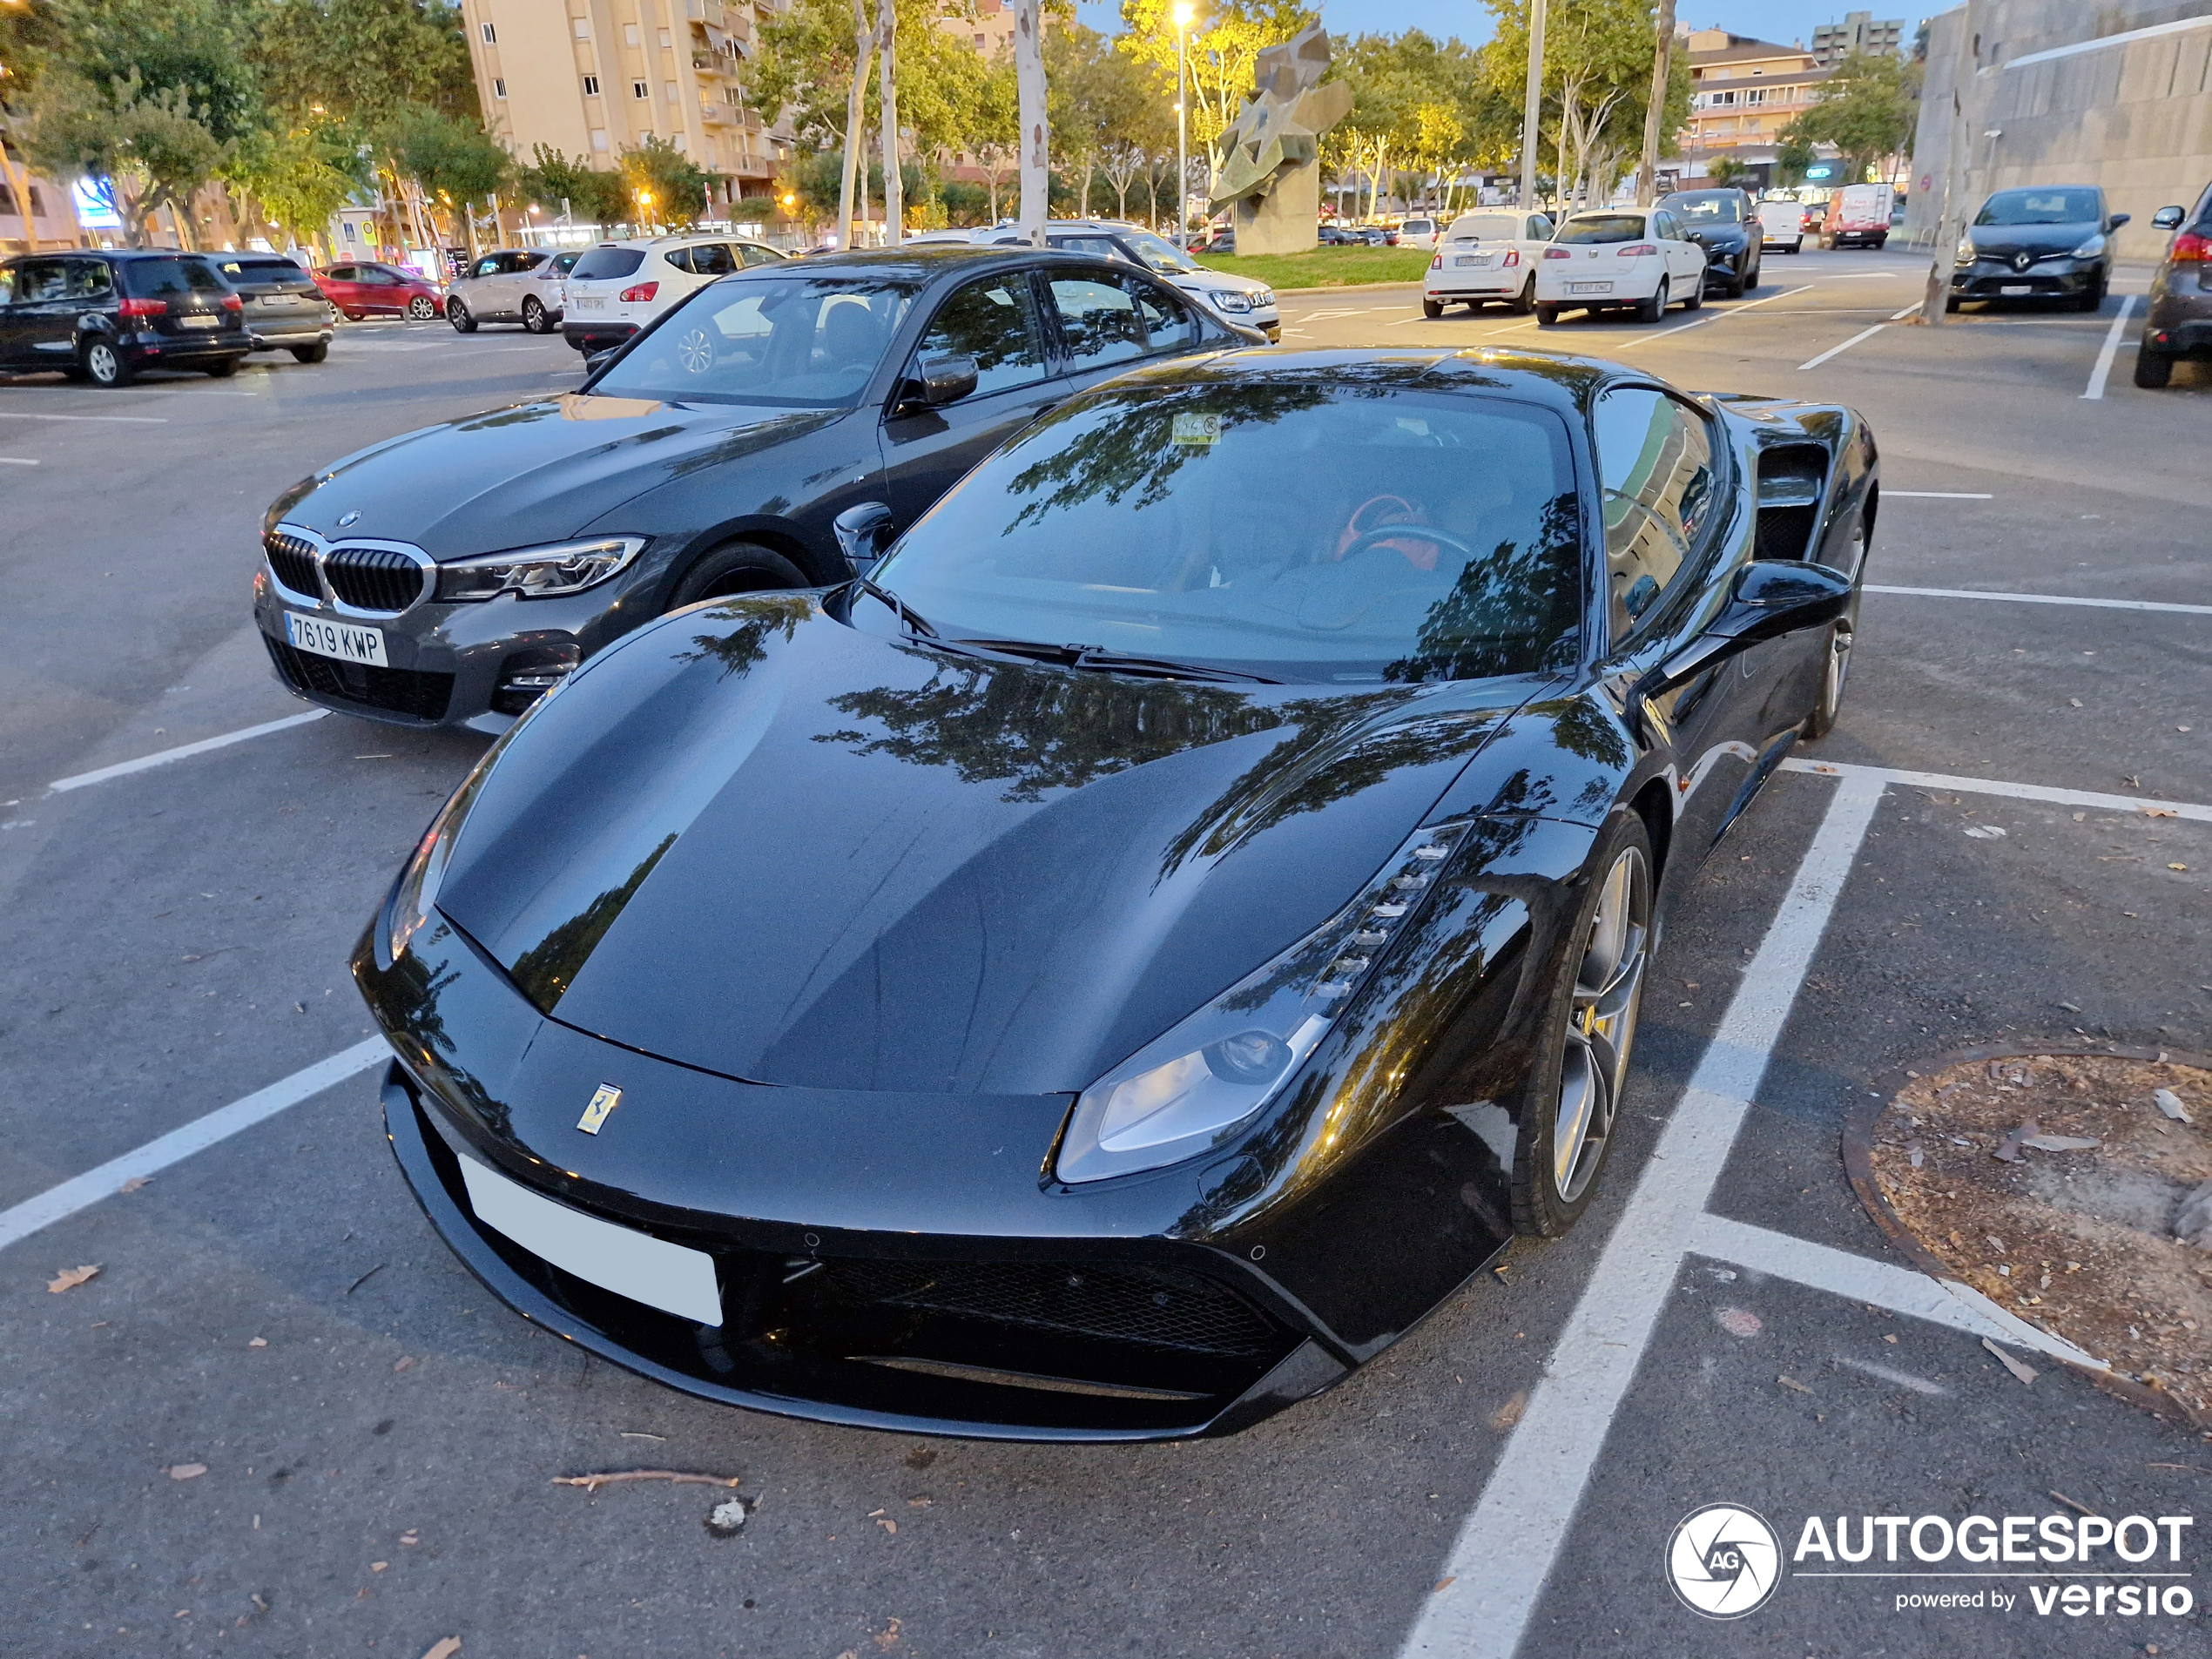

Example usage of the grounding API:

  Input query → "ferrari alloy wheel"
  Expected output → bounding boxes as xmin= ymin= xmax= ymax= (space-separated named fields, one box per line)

xmin=1512 ymin=813 xmax=1653 ymax=1235
xmin=408 ymin=295 xmax=438 ymax=320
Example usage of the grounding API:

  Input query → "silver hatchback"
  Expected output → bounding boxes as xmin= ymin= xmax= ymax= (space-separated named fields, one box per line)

xmin=445 ymin=248 xmax=576 ymax=334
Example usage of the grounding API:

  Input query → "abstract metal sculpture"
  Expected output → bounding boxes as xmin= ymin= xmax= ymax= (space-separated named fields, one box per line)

xmin=1208 ymin=24 xmax=1354 ymax=256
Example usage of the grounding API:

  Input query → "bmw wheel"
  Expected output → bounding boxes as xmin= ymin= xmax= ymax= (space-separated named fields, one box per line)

xmin=408 ymin=294 xmax=438 ymax=320
xmin=1512 ymin=813 xmax=1654 ymax=1235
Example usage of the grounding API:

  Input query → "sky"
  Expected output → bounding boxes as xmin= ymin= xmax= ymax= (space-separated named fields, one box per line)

xmin=1075 ymin=2 xmax=1939 ymax=51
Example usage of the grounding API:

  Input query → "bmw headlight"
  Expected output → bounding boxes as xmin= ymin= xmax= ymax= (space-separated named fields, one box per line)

xmin=1209 ymin=288 xmax=1255 ymax=314
xmin=1054 ymin=821 xmax=1470 ymax=1184
xmin=435 ymin=536 xmax=645 ymax=601
xmin=2070 ymin=233 xmax=2106 ymax=259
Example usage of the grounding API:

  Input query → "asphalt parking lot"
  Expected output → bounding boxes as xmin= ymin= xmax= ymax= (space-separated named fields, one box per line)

xmin=3 ymin=257 xmax=2209 ymax=1658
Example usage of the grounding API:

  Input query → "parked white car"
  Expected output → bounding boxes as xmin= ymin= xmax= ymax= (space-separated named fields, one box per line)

xmin=444 ymin=248 xmax=571 ymax=334
xmin=1757 ymin=198 xmax=1806 ymax=254
xmin=1423 ymin=209 xmax=1557 ymax=315
xmin=560 ymin=232 xmax=787 ymax=354
xmin=970 ymin=219 xmax=1281 ymax=341
xmin=1535 ymin=207 xmax=1710 ymax=325
xmin=1396 ymin=216 xmax=1442 ymax=252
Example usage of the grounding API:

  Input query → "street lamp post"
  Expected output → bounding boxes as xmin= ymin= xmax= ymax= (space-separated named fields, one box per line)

xmin=1518 ymin=0 xmax=1548 ymax=212
xmin=1173 ymin=2 xmax=1193 ymax=248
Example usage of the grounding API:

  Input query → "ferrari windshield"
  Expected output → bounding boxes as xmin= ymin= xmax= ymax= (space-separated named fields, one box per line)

xmin=870 ymin=383 xmax=1583 ymax=683
xmin=590 ymin=275 xmax=918 ymax=407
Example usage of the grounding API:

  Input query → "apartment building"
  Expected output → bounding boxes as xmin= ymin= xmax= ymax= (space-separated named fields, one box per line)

xmin=457 ymin=0 xmax=791 ymax=207
xmin=1811 ymin=11 xmax=1908 ymax=67
xmin=1681 ymin=29 xmax=1834 ymax=180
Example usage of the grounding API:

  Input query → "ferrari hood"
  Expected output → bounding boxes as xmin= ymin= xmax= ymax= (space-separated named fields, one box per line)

xmin=265 ymin=394 xmax=846 ymax=558
xmin=431 ymin=598 xmax=1534 ymax=1096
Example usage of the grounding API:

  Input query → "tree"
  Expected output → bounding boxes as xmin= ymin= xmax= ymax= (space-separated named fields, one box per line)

xmin=383 ymin=104 xmax=509 ymax=250
xmin=1773 ymin=131 xmax=1817 ymax=189
xmin=1047 ymin=23 xmax=1164 ymax=219
xmin=1014 ymin=0 xmax=1047 ymax=239
xmin=516 ymin=143 xmax=630 ymax=225
xmin=618 ymin=135 xmax=715 ymax=228
xmin=1706 ymin=152 xmax=1756 ymax=190
xmin=1780 ymin=51 xmax=1919 ymax=184
xmin=253 ymin=0 xmax=477 ymax=130
xmin=1477 ymin=0 xmax=1689 ymax=211
xmin=229 ymin=118 xmax=366 ymax=250
xmin=17 ymin=64 xmax=228 ymax=245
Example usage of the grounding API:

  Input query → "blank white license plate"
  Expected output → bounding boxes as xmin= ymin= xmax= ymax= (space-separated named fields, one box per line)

xmin=1454 ymin=254 xmax=1490 ymax=267
xmin=458 ymin=1151 xmax=724 ymax=1325
xmin=1570 ymin=282 xmax=1613 ymax=294
xmin=285 ymin=611 xmax=388 ymax=667
xmin=574 ymin=295 xmax=604 ymax=310
xmin=180 ymin=314 xmax=221 ymax=329
xmin=2000 ymin=284 xmax=2033 ymax=295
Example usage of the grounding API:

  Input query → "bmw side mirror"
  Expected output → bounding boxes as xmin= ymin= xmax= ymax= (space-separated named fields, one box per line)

xmin=2107 ymin=212 xmax=2130 ymax=231
xmin=905 ymin=353 xmax=978 ymax=408
xmin=2153 ymin=206 xmax=2185 ymax=230
xmin=833 ymin=502 xmax=897 ymax=577
xmin=1642 ymin=561 xmax=1852 ymax=697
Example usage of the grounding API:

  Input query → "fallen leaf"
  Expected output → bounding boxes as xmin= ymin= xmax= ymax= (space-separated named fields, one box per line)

xmin=371 ymin=1562 xmax=388 ymax=1573
xmin=2144 ymin=806 xmax=2178 ymax=818
xmin=392 ymin=1356 xmax=415 ymax=1373
xmin=2168 ymin=863 xmax=2190 ymax=873
xmin=48 ymin=1264 xmax=101 ymax=1293
xmin=2019 ymin=1134 xmax=2100 ymax=1152
xmin=247 ymin=1337 xmax=267 ymax=1348
xmin=2154 ymin=1089 xmax=2194 ymax=1124
xmin=1980 ymin=1339 xmax=2038 ymax=1386
xmin=875 ymin=1517 xmax=898 ymax=1534
xmin=1433 ymin=1576 xmax=1457 ymax=1594
xmin=1716 ymin=1308 xmax=1763 ymax=1339
xmin=419 ymin=1640 xmax=461 ymax=1659
xmin=1777 ymin=1375 xmax=1813 ymax=1395
xmin=118 ymin=1176 xmax=151 ymax=1194
xmin=1488 ymin=1390 xmax=1527 ymax=1431
xmin=165 ymin=1463 xmax=208 ymax=1480
xmin=873 ymin=1618 xmax=904 ymax=1650
xmin=399 ymin=1532 xmax=419 ymax=1546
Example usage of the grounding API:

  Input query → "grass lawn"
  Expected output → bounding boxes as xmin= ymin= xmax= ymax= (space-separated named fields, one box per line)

xmin=1196 ymin=246 xmax=1432 ymax=289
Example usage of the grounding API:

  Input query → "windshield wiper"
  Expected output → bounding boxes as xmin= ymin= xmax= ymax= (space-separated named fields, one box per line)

xmin=846 ymin=574 xmax=939 ymax=638
xmin=950 ymin=637 xmax=1278 ymax=684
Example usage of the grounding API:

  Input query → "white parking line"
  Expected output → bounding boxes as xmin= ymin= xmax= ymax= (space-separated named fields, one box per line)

xmin=0 ymin=456 xmax=38 ymax=465
xmin=47 ymin=710 xmax=328 ymax=794
xmin=0 ymin=1041 xmax=388 ymax=1254
xmin=1685 ymin=1212 xmax=2102 ymax=1369
xmin=1865 ymin=583 xmax=2212 ymax=616
xmin=1403 ymin=768 xmax=1886 ymax=1659
xmin=0 ymin=409 xmax=168 ymax=424
xmin=1883 ymin=490 xmax=1993 ymax=498
xmin=1781 ymin=758 xmax=2212 ymax=821
xmin=2081 ymin=294 xmax=2140 ymax=399
xmin=1640 ymin=282 xmax=1817 ymax=341
xmin=1797 ymin=323 xmax=1888 ymax=370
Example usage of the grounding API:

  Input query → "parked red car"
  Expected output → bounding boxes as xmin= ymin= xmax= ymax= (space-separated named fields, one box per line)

xmin=311 ymin=261 xmax=444 ymax=321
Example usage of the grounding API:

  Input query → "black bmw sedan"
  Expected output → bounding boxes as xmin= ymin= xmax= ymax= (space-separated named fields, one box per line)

xmin=253 ymin=246 xmax=1245 ymax=730
xmin=1951 ymin=185 xmax=2128 ymax=311
xmin=358 ymin=346 xmax=1875 ymax=1440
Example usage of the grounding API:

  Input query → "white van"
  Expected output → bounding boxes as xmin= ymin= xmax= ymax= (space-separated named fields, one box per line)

xmin=1756 ymin=199 xmax=1805 ymax=253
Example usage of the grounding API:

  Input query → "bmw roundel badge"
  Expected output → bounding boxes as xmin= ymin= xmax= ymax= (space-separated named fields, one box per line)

xmin=337 ymin=509 xmax=361 ymax=528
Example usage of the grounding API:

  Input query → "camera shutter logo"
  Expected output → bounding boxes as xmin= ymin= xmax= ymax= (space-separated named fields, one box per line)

xmin=1667 ymin=1503 xmax=1783 ymax=1619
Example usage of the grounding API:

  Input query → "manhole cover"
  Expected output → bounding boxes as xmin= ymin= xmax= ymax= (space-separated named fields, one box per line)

xmin=1854 ymin=1051 xmax=2211 ymax=1420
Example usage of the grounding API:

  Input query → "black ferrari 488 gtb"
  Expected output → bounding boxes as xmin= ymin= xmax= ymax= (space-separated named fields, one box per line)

xmin=357 ymin=345 xmax=1874 ymax=1440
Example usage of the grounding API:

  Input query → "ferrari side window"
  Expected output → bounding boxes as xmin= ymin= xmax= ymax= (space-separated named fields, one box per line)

xmin=1591 ymin=385 xmax=1716 ymax=642
xmin=910 ymin=275 xmax=1048 ymax=398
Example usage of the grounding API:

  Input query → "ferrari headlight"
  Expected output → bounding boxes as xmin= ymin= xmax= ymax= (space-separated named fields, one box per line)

xmin=1209 ymin=288 xmax=1255 ymax=314
xmin=435 ymin=536 xmax=645 ymax=601
xmin=376 ymin=718 xmax=531 ymax=968
xmin=2070 ymin=233 xmax=2106 ymax=259
xmin=1054 ymin=820 xmax=1471 ymax=1184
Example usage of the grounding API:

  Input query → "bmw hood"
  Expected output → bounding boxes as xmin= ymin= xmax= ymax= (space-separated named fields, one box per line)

xmin=264 ymin=394 xmax=845 ymax=557
xmin=428 ymin=598 xmax=1534 ymax=1096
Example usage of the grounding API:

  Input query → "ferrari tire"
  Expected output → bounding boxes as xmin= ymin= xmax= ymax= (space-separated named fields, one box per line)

xmin=665 ymin=541 xmax=812 ymax=610
xmin=1510 ymin=810 xmax=1656 ymax=1237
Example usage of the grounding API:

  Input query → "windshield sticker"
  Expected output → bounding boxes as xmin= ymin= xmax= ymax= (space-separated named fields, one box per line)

xmin=1171 ymin=412 xmax=1224 ymax=447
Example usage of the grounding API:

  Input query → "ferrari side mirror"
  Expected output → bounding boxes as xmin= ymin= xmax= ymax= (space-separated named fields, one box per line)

xmin=1642 ymin=560 xmax=1852 ymax=697
xmin=833 ymin=501 xmax=897 ymax=577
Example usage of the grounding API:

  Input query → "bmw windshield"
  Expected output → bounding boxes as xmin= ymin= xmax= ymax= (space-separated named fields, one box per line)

xmin=592 ymin=276 xmax=918 ymax=407
xmin=866 ymin=383 xmax=1583 ymax=684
